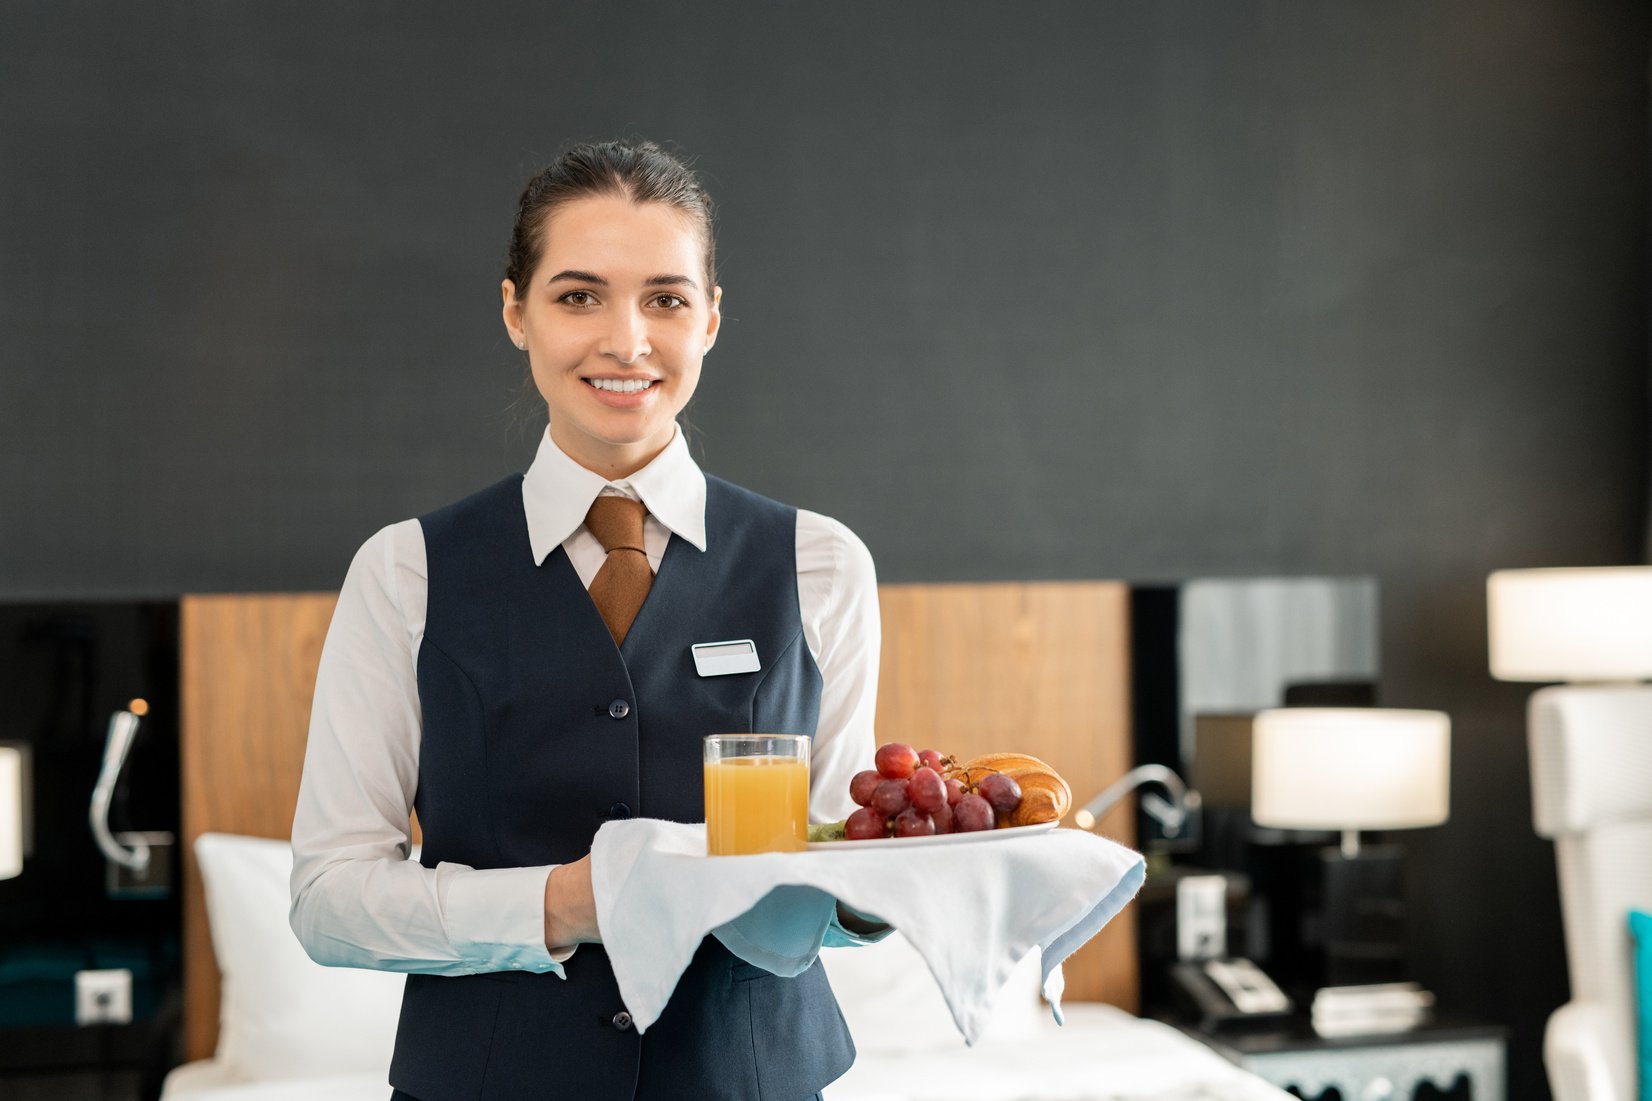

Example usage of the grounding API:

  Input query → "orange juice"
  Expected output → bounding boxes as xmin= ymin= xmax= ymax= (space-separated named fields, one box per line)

xmin=703 ymin=756 xmax=809 ymax=855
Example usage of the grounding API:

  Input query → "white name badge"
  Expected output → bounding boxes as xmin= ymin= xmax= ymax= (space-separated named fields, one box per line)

xmin=691 ymin=639 xmax=761 ymax=677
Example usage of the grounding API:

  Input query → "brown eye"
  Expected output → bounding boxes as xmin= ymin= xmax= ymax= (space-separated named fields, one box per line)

xmin=558 ymin=290 xmax=596 ymax=307
xmin=652 ymin=294 xmax=687 ymax=309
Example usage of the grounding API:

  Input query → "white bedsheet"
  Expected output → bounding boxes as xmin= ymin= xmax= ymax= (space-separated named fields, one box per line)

xmin=160 ymin=1058 xmax=385 ymax=1101
xmin=162 ymin=1005 xmax=1289 ymax=1101
xmin=827 ymin=1004 xmax=1292 ymax=1100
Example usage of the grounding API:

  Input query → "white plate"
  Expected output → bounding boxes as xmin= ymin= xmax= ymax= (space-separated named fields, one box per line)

xmin=807 ymin=820 xmax=1058 ymax=851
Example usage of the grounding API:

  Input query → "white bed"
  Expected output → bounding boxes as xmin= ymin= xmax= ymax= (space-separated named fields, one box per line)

xmin=162 ymin=834 xmax=1289 ymax=1101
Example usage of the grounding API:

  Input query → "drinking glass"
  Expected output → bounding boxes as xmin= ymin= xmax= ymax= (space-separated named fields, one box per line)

xmin=703 ymin=734 xmax=810 ymax=855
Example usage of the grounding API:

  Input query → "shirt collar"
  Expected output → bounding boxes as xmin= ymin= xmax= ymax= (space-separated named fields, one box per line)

xmin=521 ymin=425 xmax=708 ymax=565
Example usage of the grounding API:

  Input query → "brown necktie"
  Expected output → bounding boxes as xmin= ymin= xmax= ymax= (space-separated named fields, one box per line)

xmin=584 ymin=496 xmax=653 ymax=645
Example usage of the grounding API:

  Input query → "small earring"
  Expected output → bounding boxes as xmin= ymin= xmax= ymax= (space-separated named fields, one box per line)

xmin=517 ymin=341 xmax=526 ymax=350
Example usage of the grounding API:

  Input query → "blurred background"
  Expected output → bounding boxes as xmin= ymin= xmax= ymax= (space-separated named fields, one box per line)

xmin=1 ymin=3 xmax=1646 ymax=1098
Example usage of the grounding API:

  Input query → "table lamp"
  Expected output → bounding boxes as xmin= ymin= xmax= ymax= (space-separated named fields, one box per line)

xmin=1488 ymin=566 xmax=1652 ymax=683
xmin=1252 ymin=707 xmax=1451 ymax=986
xmin=0 ymin=745 xmax=22 ymax=880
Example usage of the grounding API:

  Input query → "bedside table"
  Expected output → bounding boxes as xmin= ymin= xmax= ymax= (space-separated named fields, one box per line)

xmin=1188 ymin=1015 xmax=1508 ymax=1101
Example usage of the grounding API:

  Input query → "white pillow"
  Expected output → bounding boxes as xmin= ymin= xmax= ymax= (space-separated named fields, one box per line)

xmin=194 ymin=833 xmax=404 ymax=1082
xmin=821 ymin=930 xmax=1044 ymax=1056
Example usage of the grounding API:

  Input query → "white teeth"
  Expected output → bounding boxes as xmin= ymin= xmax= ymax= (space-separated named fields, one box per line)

xmin=587 ymin=378 xmax=655 ymax=394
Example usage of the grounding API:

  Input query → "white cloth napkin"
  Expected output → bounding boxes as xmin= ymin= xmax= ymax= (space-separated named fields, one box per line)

xmin=588 ymin=819 xmax=1145 ymax=1044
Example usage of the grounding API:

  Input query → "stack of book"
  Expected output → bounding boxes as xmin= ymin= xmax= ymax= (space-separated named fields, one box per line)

xmin=1310 ymin=983 xmax=1435 ymax=1037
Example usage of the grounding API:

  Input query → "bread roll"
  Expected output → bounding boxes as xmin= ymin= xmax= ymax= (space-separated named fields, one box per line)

xmin=1005 ymin=767 xmax=1071 ymax=825
xmin=953 ymin=753 xmax=1073 ymax=825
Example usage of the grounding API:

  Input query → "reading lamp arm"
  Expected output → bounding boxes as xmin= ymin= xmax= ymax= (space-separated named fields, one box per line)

xmin=90 ymin=709 xmax=151 ymax=871
xmin=1074 ymin=764 xmax=1199 ymax=836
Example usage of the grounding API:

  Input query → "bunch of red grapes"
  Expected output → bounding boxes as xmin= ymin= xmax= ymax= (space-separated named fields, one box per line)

xmin=844 ymin=743 xmax=1023 ymax=840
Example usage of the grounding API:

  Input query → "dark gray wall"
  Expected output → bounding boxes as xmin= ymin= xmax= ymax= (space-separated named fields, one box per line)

xmin=3 ymin=2 xmax=1646 ymax=1095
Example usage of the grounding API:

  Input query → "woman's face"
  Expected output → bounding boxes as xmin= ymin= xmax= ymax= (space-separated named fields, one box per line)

xmin=502 ymin=194 xmax=721 ymax=478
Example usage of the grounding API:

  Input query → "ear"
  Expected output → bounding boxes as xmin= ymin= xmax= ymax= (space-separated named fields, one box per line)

xmin=703 ymin=285 xmax=722 ymax=354
xmin=501 ymin=280 xmax=525 ymax=348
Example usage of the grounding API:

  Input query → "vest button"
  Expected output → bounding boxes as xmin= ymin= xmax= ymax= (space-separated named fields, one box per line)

xmin=607 ymin=699 xmax=630 ymax=720
xmin=611 ymin=1010 xmax=633 ymax=1031
xmin=608 ymin=802 xmax=633 ymax=820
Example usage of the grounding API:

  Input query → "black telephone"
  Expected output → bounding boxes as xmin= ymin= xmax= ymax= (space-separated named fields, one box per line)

xmin=1170 ymin=958 xmax=1293 ymax=1030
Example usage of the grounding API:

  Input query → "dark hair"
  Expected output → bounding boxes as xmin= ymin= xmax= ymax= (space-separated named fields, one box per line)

xmin=505 ymin=139 xmax=717 ymax=299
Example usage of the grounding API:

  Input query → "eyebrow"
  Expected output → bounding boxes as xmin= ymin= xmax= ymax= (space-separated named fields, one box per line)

xmin=546 ymin=270 xmax=701 ymax=291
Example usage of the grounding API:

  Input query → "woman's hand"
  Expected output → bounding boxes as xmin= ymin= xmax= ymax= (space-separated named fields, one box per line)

xmin=543 ymin=855 xmax=601 ymax=950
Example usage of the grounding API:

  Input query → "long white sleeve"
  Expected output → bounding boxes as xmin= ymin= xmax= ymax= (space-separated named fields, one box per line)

xmin=795 ymin=510 xmax=881 ymax=823
xmin=288 ymin=523 xmax=565 ymax=976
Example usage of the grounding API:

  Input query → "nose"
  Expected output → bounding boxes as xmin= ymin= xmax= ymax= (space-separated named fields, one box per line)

xmin=601 ymin=304 xmax=651 ymax=364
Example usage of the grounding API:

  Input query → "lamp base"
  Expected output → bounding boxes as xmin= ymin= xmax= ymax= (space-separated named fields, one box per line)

xmin=1319 ymin=842 xmax=1407 ymax=987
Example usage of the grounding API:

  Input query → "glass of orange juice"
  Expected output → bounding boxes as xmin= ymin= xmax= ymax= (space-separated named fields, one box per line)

xmin=703 ymin=734 xmax=810 ymax=855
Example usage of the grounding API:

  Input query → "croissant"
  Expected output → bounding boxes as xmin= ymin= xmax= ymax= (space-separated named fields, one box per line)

xmin=962 ymin=752 xmax=1059 ymax=775
xmin=1004 ymin=767 xmax=1072 ymax=826
xmin=954 ymin=753 xmax=1073 ymax=826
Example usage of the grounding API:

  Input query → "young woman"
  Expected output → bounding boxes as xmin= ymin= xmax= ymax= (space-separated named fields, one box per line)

xmin=290 ymin=140 xmax=883 ymax=1101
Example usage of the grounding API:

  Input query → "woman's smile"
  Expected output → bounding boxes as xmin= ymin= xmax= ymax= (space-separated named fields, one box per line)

xmin=584 ymin=377 xmax=658 ymax=394
xmin=582 ymin=375 xmax=662 ymax=408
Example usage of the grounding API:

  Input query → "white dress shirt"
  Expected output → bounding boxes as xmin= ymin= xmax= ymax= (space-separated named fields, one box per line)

xmin=290 ymin=426 xmax=881 ymax=978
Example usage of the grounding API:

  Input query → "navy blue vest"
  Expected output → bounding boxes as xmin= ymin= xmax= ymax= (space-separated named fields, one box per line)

xmin=388 ymin=474 xmax=855 ymax=1101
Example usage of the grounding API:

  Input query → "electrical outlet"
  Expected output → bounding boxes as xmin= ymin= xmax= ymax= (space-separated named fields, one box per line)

xmin=75 ymin=968 xmax=132 ymax=1025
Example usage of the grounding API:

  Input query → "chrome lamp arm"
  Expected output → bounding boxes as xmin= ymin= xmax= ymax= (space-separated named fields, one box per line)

xmin=1073 ymin=764 xmax=1201 ymax=838
xmin=90 ymin=708 xmax=152 ymax=871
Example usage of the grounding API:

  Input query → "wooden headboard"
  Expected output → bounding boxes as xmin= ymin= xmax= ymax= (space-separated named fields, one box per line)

xmin=179 ymin=582 xmax=1136 ymax=1063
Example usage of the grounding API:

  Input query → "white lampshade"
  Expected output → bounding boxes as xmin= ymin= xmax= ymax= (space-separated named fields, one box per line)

xmin=1487 ymin=567 xmax=1652 ymax=682
xmin=1252 ymin=708 xmax=1450 ymax=831
xmin=0 ymin=746 xmax=21 ymax=880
